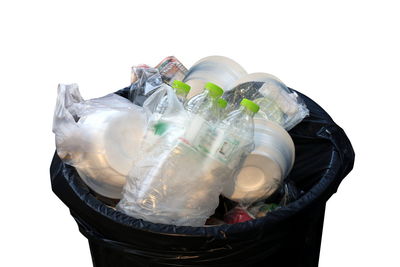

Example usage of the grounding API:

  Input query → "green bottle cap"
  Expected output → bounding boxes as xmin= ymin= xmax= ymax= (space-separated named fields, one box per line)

xmin=217 ymin=98 xmax=227 ymax=109
xmin=172 ymin=80 xmax=191 ymax=95
xmin=204 ymin=82 xmax=224 ymax=98
xmin=240 ymin=98 xmax=260 ymax=113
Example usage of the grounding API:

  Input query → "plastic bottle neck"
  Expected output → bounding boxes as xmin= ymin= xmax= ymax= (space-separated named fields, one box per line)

xmin=175 ymin=89 xmax=188 ymax=98
xmin=239 ymin=105 xmax=256 ymax=117
xmin=173 ymin=88 xmax=189 ymax=103
xmin=204 ymin=89 xmax=216 ymax=100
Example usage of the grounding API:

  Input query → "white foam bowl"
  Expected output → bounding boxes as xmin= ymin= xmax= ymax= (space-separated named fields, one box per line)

xmin=75 ymin=108 xmax=146 ymax=199
xmin=183 ymin=56 xmax=247 ymax=98
xmin=222 ymin=117 xmax=295 ymax=203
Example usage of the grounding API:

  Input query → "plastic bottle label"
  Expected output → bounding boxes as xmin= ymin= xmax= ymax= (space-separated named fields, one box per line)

xmin=215 ymin=136 xmax=240 ymax=163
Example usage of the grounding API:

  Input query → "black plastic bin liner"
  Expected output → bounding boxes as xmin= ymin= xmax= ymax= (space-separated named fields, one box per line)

xmin=50 ymin=88 xmax=354 ymax=267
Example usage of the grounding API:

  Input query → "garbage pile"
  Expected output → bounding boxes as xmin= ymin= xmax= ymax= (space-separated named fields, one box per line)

xmin=52 ymin=56 xmax=309 ymax=227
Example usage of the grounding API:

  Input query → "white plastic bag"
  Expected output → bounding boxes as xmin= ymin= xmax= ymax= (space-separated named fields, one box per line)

xmin=52 ymin=84 xmax=147 ymax=199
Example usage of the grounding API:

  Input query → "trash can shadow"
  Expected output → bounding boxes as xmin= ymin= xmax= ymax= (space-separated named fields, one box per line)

xmin=50 ymin=88 xmax=354 ymax=267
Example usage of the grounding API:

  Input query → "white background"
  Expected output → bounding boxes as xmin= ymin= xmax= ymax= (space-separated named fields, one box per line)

xmin=1 ymin=1 xmax=399 ymax=266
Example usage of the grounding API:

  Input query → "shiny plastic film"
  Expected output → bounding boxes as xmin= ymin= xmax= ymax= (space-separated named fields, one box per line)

xmin=224 ymin=73 xmax=309 ymax=130
xmin=129 ymin=66 xmax=164 ymax=106
xmin=52 ymin=84 xmax=147 ymax=199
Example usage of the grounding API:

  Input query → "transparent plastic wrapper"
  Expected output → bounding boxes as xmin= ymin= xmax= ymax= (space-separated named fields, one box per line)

xmin=277 ymin=180 xmax=304 ymax=206
xmin=229 ymin=181 xmax=303 ymax=221
xmin=224 ymin=73 xmax=309 ymax=130
xmin=118 ymin=85 xmax=251 ymax=226
xmin=247 ymin=202 xmax=279 ymax=219
xmin=52 ymin=84 xmax=147 ymax=199
xmin=223 ymin=181 xmax=298 ymax=223
xmin=130 ymin=64 xmax=150 ymax=84
xmin=128 ymin=66 xmax=163 ymax=106
xmin=118 ymin=85 xmax=214 ymax=226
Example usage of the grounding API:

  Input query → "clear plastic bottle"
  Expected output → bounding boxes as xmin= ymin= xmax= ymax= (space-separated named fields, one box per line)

xmin=186 ymin=97 xmax=229 ymax=155
xmin=184 ymin=82 xmax=224 ymax=114
xmin=216 ymin=98 xmax=260 ymax=166
xmin=217 ymin=98 xmax=227 ymax=121
xmin=192 ymin=96 xmax=227 ymax=125
xmin=155 ymin=80 xmax=191 ymax=114
xmin=183 ymin=82 xmax=224 ymax=146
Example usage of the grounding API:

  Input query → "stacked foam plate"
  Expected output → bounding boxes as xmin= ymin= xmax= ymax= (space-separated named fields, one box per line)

xmin=76 ymin=109 xmax=147 ymax=199
xmin=183 ymin=56 xmax=247 ymax=98
xmin=222 ymin=117 xmax=295 ymax=203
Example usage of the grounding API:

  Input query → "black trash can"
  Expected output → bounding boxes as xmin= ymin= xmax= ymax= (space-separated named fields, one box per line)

xmin=50 ymin=88 xmax=354 ymax=267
